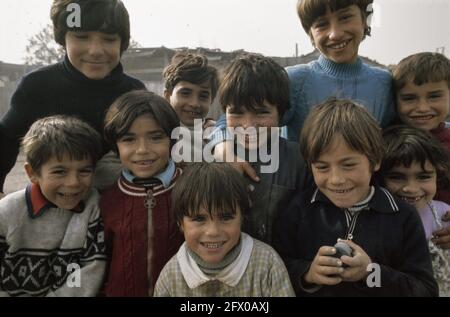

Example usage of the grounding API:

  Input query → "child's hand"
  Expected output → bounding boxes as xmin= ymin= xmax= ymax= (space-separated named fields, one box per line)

xmin=213 ymin=141 xmax=260 ymax=182
xmin=303 ymin=246 xmax=344 ymax=286
xmin=432 ymin=226 xmax=450 ymax=250
xmin=442 ymin=211 xmax=450 ymax=223
xmin=338 ymin=240 xmax=372 ymax=282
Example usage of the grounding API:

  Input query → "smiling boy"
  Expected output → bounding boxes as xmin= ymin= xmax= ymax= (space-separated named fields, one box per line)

xmin=0 ymin=116 xmax=106 ymax=296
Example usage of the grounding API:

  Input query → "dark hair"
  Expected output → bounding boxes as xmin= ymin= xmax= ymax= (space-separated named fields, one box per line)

xmin=300 ymin=98 xmax=384 ymax=169
xmin=104 ymin=90 xmax=180 ymax=153
xmin=393 ymin=52 xmax=450 ymax=90
xmin=171 ymin=162 xmax=250 ymax=226
xmin=51 ymin=0 xmax=130 ymax=53
xmin=297 ymin=0 xmax=373 ymax=36
xmin=219 ymin=53 xmax=290 ymax=121
xmin=379 ymin=125 xmax=449 ymax=187
xmin=21 ymin=115 xmax=103 ymax=172
xmin=163 ymin=51 xmax=219 ymax=99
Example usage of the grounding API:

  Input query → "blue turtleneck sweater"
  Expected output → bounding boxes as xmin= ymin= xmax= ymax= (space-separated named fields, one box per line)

xmin=284 ymin=54 xmax=395 ymax=141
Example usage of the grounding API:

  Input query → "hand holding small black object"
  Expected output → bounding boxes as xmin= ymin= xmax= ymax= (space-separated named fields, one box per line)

xmin=332 ymin=241 xmax=353 ymax=267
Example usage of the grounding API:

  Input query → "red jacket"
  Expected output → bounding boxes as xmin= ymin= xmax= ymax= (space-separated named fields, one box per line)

xmin=100 ymin=169 xmax=183 ymax=296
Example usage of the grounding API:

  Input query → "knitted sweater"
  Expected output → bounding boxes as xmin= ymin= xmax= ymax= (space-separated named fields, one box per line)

xmin=154 ymin=233 xmax=295 ymax=297
xmin=100 ymin=168 xmax=184 ymax=297
xmin=284 ymin=54 xmax=395 ymax=141
xmin=0 ymin=55 xmax=145 ymax=192
xmin=0 ymin=185 xmax=106 ymax=297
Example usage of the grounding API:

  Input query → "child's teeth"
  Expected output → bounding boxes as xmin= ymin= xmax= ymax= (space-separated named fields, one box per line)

xmin=203 ymin=242 xmax=223 ymax=249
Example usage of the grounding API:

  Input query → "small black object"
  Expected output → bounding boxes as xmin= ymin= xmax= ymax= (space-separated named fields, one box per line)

xmin=333 ymin=241 xmax=353 ymax=259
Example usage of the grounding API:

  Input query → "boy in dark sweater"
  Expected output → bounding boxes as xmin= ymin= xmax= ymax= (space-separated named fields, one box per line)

xmin=0 ymin=0 xmax=145 ymax=197
xmin=274 ymin=98 xmax=438 ymax=296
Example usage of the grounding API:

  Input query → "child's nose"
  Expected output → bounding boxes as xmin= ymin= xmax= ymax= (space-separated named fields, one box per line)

xmin=66 ymin=173 xmax=81 ymax=186
xmin=329 ymin=168 xmax=345 ymax=185
xmin=402 ymin=182 xmax=419 ymax=193
xmin=328 ymin=22 xmax=344 ymax=40
xmin=205 ymin=221 xmax=220 ymax=236
xmin=136 ymin=139 xmax=149 ymax=154
xmin=88 ymin=39 xmax=104 ymax=56
xmin=188 ymin=95 xmax=200 ymax=107
xmin=416 ymin=99 xmax=431 ymax=112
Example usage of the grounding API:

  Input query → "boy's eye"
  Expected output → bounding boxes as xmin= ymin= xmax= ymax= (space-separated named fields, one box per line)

xmin=313 ymin=164 xmax=328 ymax=171
xmin=219 ymin=214 xmax=235 ymax=221
xmin=342 ymin=163 xmax=357 ymax=169
xmin=119 ymin=136 xmax=135 ymax=143
xmin=255 ymin=109 xmax=271 ymax=115
xmin=191 ymin=215 xmax=206 ymax=222
xmin=429 ymin=93 xmax=443 ymax=99
xmin=418 ymin=173 xmax=434 ymax=181
xmin=79 ymin=168 xmax=94 ymax=175
xmin=400 ymin=95 xmax=417 ymax=102
xmin=313 ymin=20 xmax=328 ymax=29
xmin=52 ymin=170 xmax=66 ymax=176
xmin=180 ymin=90 xmax=191 ymax=97
xmin=103 ymin=36 xmax=119 ymax=42
xmin=339 ymin=14 xmax=353 ymax=21
xmin=200 ymin=93 xmax=210 ymax=100
xmin=149 ymin=133 xmax=166 ymax=142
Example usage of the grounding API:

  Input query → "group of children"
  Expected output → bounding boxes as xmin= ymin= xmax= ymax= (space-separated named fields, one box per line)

xmin=0 ymin=0 xmax=449 ymax=297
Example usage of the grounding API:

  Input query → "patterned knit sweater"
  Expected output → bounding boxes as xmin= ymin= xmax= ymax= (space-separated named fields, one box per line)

xmin=0 ymin=186 xmax=106 ymax=297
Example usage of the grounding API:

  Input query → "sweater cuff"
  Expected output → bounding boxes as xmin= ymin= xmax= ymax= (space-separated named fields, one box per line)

xmin=206 ymin=127 xmax=233 ymax=149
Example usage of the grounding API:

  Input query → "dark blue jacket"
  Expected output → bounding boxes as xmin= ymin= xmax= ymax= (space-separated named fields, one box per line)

xmin=273 ymin=186 xmax=438 ymax=297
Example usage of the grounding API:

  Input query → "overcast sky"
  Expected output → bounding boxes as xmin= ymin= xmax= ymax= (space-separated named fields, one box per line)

xmin=0 ymin=0 xmax=449 ymax=65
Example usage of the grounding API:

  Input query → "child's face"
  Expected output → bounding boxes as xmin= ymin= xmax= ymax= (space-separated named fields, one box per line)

xmin=226 ymin=101 xmax=279 ymax=150
xmin=396 ymin=80 xmax=450 ymax=131
xmin=311 ymin=135 xmax=379 ymax=208
xmin=164 ymin=81 xmax=212 ymax=127
xmin=116 ymin=114 xmax=170 ymax=179
xmin=384 ymin=160 xmax=437 ymax=211
xmin=65 ymin=31 xmax=121 ymax=80
xmin=25 ymin=155 xmax=94 ymax=210
xmin=309 ymin=5 xmax=365 ymax=64
xmin=181 ymin=208 xmax=242 ymax=264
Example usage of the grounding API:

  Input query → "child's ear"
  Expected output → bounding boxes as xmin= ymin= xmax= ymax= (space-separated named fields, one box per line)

xmin=24 ymin=163 xmax=39 ymax=184
xmin=373 ymin=162 xmax=381 ymax=173
xmin=163 ymin=89 xmax=172 ymax=102
xmin=179 ymin=222 xmax=185 ymax=233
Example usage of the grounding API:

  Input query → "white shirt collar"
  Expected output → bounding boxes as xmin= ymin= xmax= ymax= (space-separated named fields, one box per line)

xmin=177 ymin=232 xmax=254 ymax=289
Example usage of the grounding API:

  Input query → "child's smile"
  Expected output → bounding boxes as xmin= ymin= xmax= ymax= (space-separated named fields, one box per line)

xmin=311 ymin=135 xmax=379 ymax=209
xmin=117 ymin=114 xmax=170 ymax=179
xmin=384 ymin=161 xmax=437 ymax=211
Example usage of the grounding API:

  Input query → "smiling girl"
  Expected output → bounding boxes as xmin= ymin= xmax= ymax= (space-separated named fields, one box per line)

xmin=380 ymin=125 xmax=450 ymax=296
xmin=100 ymin=90 xmax=183 ymax=297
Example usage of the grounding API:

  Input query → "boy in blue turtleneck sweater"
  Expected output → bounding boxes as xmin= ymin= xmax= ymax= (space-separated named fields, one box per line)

xmin=283 ymin=0 xmax=395 ymax=141
xmin=209 ymin=0 xmax=394 ymax=155
xmin=0 ymin=0 xmax=145 ymax=197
